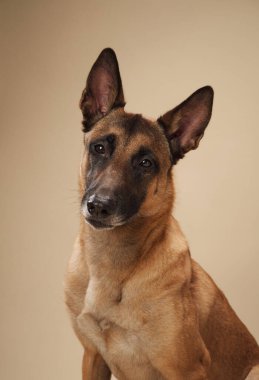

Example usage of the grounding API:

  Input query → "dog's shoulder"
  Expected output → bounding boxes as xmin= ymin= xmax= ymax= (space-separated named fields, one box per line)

xmin=64 ymin=234 xmax=89 ymax=318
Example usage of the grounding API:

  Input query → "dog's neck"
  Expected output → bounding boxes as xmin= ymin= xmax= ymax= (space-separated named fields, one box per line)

xmin=80 ymin=210 xmax=188 ymax=277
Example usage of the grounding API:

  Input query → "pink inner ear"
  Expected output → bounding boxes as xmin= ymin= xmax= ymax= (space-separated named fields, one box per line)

xmin=178 ymin=104 xmax=209 ymax=151
xmin=91 ymin=68 xmax=116 ymax=115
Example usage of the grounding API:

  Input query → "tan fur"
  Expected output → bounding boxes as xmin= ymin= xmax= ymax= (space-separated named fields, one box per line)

xmin=65 ymin=108 xmax=259 ymax=379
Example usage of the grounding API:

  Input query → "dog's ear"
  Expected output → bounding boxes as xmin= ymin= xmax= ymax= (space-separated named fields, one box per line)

xmin=158 ymin=86 xmax=214 ymax=164
xmin=80 ymin=48 xmax=125 ymax=132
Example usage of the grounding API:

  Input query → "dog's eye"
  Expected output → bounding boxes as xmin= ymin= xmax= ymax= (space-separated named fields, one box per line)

xmin=139 ymin=159 xmax=152 ymax=168
xmin=94 ymin=144 xmax=105 ymax=154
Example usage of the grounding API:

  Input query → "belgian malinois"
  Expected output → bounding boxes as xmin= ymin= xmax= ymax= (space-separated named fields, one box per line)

xmin=64 ymin=48 xmax=259 ymax=380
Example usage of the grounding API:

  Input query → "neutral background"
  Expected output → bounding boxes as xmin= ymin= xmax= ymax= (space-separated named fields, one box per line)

xmin=1 ymin=1 xmax=259 ymax=379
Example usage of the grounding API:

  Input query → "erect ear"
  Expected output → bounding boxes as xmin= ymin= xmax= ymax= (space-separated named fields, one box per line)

xmin=80 ymin=48 xmax=125 ymax=132
xmin=157 ymin=86 xmax=214 ymax=164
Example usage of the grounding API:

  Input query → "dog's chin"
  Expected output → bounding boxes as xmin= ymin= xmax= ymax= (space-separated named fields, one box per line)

xmin=85 ymin=217 xmax=129 ymax=230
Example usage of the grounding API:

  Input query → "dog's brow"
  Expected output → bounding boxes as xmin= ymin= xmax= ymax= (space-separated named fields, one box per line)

xmin=135 ymin=146 xmax=154 ymax=157
xmin=90 ymin=133 xmax=116 ymax=145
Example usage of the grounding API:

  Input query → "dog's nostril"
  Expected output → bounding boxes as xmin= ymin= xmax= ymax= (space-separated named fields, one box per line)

xmin=86 ymin=200 xmax=110 ymax=217
xmin=87 ymin=201 xmax=95 ymax=215
xmin=86 ymin=195 xmax=116 ymax=219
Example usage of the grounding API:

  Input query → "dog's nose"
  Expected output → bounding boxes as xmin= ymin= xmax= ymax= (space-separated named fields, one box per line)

xmin=87 ymin=195 xmax=117 ymax=219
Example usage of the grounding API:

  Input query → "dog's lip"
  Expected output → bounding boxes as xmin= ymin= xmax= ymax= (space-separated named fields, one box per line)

xmin=86 ymin=218 xmax=114 ymax=230
xmin=84 ymin=215 xmax=130 ymax=230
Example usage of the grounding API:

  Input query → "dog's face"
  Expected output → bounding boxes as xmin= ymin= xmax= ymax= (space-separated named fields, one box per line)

xmin=81 ymin=110 xmax=173 ymax=229
xmin=79 ymin=49 xmax=213 ymax=230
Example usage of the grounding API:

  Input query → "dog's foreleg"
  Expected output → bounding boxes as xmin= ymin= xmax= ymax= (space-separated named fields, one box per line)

xmin=77 ymin=311 xmax=113 ymax=379
xmin=82 ymin=347 xmax=111 ymax=380
xmin=149 ymin=336 xmax=210 ymax=380
xmin=151 ymin=360 xmax=209 ymax=380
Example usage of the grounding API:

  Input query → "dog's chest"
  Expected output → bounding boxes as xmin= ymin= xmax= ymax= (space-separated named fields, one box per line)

xmin=82 ymin=277 xmax=141 ymax=332
xmin=86 ymin=277 xmax=121 ymax=311
xmin=77 ymin=277 xmax=164 ymax=379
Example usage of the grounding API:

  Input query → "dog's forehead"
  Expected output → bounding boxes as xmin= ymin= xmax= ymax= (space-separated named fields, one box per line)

xmin=88 ymin=109 xmax=170 ymax=155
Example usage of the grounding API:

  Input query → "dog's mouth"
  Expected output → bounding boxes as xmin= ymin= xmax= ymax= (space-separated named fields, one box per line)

xmin=85 ymin=218 xmax=128 ymax=230
xmin=84 ymin=215 xmax=129 ymax=230
xmin=86 ymin=218 xmax=114 ymax=230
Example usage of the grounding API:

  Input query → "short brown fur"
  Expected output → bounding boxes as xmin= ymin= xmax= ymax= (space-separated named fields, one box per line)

xmin=65 ymin=48 xmax=259 ymax=380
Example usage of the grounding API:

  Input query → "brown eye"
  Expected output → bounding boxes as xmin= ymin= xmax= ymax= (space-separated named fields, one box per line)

xmin=95 ymin=144 xmax=105 ymax=154
xmin=139 ymin=158 xmax=152 ymax=167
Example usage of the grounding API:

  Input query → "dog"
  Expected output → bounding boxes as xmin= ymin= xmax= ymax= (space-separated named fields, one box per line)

xmin=64 ymin=48 xmax=259 ymax=380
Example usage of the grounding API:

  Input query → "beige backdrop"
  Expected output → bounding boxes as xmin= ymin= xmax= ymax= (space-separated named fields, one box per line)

xmin=1 ymin=1 xmax=259 ymax=379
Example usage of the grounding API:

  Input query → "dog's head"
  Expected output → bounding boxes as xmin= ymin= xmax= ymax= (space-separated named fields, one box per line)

xmin=79 ymin=48 xmax=213 ymax=230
